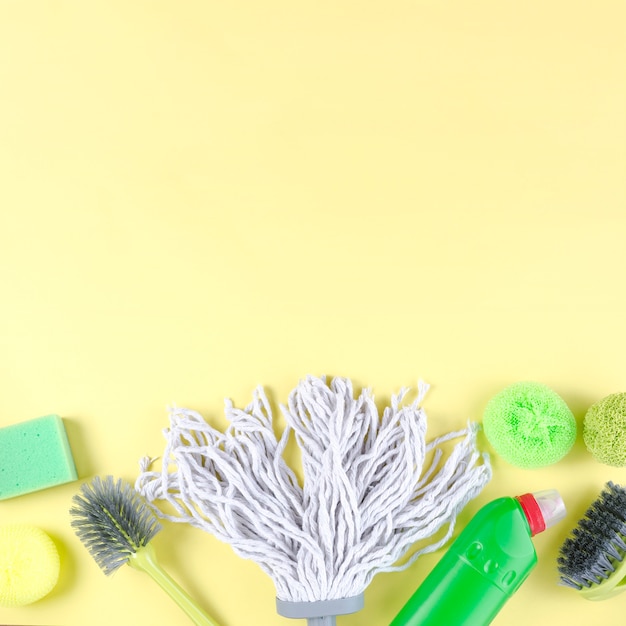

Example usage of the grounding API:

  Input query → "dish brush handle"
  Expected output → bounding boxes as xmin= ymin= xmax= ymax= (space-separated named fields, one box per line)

xmin=130 ymin=544 xmax=220 ymax=626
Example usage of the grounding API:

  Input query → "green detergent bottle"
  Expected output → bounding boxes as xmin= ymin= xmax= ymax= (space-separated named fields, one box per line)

xmin=390 ymin=490 xmax=566 ymax=626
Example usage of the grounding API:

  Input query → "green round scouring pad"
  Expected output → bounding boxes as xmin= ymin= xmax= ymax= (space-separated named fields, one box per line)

xmin=583 ymin=392 xmax=626 ymax=466
xmin=482 ymin=381 xmax=577 ymax=469
xmin=0 ymin=525 xmax=60 ymax=607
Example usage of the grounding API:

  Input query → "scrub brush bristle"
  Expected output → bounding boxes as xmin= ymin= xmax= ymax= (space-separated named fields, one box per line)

xmin=557 ymin=481 xmax=626 ymax=600
xmin=70 ymin=475 xmax=161 ymax=575
xmin=70 ymin=475 xmax=220 ymax=626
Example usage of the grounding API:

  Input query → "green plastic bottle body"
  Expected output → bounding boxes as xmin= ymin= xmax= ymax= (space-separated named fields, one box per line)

xmin=390 ymin=497 xmax=537 ymax=626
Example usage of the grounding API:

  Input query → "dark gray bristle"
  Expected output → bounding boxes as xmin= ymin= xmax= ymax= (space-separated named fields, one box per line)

xmin=70 ymin=475 xmax=162 ymax=575
xmin=557 ymin=482 xmax=626 ymax=590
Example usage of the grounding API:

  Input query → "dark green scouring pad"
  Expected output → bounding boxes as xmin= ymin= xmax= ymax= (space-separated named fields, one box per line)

xmin=482 ymin=381 xmax=577 ymax=469
xmin=583 ymin=392 xmax=626 ymax=467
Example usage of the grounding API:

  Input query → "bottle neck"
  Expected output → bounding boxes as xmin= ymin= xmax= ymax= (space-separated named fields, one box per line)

xmin=515 ymin=493 xmax=546 ymax=536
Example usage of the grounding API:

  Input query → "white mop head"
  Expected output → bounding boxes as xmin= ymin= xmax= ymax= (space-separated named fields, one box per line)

xmin=136 ymin=376 xmax=491 ymax=605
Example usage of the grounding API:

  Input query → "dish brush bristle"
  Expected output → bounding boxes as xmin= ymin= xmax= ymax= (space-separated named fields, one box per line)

xmin=70 ymin=475 xmax=162 ymax=575
xmin=557 ymin=482 xmax=626 ymax=591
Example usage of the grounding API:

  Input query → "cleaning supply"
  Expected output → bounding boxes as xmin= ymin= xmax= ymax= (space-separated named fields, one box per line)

xmin=70 ymin=475 xmax=221 ymax=626
xmin=482 ymin=381 xmax=576 ymax=468
xmin=0 ymin=524 xmax=60 ymax=607
xmin=558 ymin=481 xmax=626 ymax=599
xmin=390 ymin=489 xmax=566 ymax=626
xmin=583 ymin=393 xmax=626 ymax=466
xmin=0 ymin=414 xmax=78 ymax=500
xmin=136 ymin=376 xmax=492 ymax=625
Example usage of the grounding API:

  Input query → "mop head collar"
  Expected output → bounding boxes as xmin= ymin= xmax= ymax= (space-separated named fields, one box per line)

xmin=136 ymin=376 xmax=491 ymax=621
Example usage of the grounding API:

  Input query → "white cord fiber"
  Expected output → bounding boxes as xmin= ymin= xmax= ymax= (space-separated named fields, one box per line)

xmin=136 ymin=376 xmax=491 ymax=603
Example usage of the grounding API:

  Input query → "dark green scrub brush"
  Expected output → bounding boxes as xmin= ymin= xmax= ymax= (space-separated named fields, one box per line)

xmin=70 ymin=475 xmax=220 ymax=626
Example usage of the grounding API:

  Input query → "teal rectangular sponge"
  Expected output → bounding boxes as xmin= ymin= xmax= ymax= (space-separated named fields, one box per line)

xmin=0 ymin=414 xmax=78 ymax=500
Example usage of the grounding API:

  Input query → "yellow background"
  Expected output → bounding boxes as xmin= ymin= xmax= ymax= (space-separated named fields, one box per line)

xmin=1 ymin=2 xmax=625 ymax=625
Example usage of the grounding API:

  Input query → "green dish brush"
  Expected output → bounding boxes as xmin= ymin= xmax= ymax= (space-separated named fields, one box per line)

xmin=70 ymin=475 xmax=220 ymax=626
xmin=558 ymin=481 xmax=626 ymax=600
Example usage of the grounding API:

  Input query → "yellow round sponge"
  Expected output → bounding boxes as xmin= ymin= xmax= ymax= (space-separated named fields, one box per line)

xmin=583 ymin=392 xmax=626 ymax=466
xmin=0 ymin=524 xmax=60 ymax=607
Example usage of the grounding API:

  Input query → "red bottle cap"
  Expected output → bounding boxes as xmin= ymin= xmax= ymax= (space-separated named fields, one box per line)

xmin=515 ymin=490 xmax=566 ymax=536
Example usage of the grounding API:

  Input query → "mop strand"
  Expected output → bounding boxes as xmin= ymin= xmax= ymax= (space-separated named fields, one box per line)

xmin=136 ymin=376 xmax=491 ymax=624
